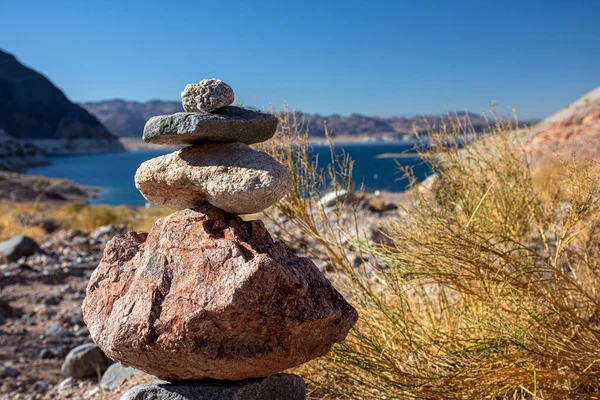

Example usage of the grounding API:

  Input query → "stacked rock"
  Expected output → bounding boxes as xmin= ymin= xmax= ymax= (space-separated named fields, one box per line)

xmin=136 ymin=79 xmax=289 ymax=215
xmin=82 ymin=79 xmax=358 ymax=400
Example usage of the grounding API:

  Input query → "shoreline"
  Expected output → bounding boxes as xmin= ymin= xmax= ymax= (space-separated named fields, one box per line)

xmin=23 ymin=140 xmax=427 ymax=207
xmin=0 ymin=171 xmax=102 ymax=203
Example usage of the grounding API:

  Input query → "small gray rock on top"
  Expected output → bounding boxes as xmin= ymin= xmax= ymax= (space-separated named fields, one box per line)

xmin=181 ymin=78 xmax=234 ymax=113
xmin=143 ymin=106 xmax=278 ymax=146
xmin=121 ymin=374 xmax=306 ymax=400
xmin=134 ymin=143 xmax=291 ymax=214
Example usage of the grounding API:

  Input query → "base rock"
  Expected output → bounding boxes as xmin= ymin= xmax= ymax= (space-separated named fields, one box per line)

xmin=83 ymin=206 xmax=358 ymax=380
xmin=121 ymin=374 xmax=305 ymax=400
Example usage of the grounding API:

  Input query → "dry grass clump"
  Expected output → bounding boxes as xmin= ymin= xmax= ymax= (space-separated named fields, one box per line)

xmin=53 ymin=203 xmax=172 ymax=232
xmin=0 ymin=201 xmax=171 ymax=241
xmin=261 ymin=108 xmax=600 ymax=399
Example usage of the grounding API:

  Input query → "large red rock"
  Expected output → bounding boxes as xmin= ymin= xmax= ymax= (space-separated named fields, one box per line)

xmin=82 ymin=206 xmax=357 ymax=381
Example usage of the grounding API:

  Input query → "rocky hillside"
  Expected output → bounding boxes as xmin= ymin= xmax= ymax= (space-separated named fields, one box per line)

xmin=0 ymin=129 xmax=48 ymax=172
xmin=525 ymin=86 xmax=600 ymax=168
xmin=0 ymin=49 xmax=124 ymax=155
xmin=83 ymin=100 xmax=513 ymax=140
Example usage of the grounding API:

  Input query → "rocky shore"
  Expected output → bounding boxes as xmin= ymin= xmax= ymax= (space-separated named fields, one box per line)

xmin=0 ymin=172 xmax=101 ymax=203
xmin=0 ymin=130 xmax=49 ymax=172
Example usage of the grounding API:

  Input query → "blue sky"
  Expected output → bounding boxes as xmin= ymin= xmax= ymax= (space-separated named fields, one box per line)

xmin=1 ymin=0 xmax=598 ymax=119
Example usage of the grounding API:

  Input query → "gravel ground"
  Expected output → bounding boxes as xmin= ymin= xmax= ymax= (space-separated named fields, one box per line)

xmin=0 ymin=193 xmax=404 ymax=399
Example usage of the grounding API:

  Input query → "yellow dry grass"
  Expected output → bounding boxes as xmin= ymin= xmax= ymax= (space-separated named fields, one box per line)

xmin=259 ymin=108 xmax=600 ymax=399
xmin=0 ymin=201 xmax=171 ymax=241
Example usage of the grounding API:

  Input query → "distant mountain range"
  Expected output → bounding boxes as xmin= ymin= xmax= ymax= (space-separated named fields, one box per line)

xmin=81 ymin=100 xmax=182 ymax=139
xmin=0 ymin=48 xmax=123 ymax=170
xmin=83 ymin=100 xmax=533 ymax=140
xmin=299 ymin=111 xmax=496 ymax=138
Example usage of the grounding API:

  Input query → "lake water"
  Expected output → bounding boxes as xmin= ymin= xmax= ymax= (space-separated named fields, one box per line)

xmin=28 ymin=142 xmax=431 ymax=207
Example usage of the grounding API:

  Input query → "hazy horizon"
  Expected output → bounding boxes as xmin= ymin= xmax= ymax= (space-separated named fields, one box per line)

xmin=78 ymin=96 xmax=542 ymax=120
xmin=1 ymin=0 xmax=599 ymax=120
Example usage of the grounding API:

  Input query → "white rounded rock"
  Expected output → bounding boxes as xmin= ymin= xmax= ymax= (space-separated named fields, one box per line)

xmin=134 ymin=143 xmax=291 ymax=214
xmin=181 ymin=79 xmax=234 ymax=113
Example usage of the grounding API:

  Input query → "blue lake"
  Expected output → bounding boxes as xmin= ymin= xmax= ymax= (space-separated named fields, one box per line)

xmin=28 ymin=142 xmax=431 ymax=207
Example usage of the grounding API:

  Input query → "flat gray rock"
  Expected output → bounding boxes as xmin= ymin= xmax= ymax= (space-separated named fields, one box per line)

xmin=134 ymin=143 xmax=291 ymax=214
xmin=143 ymin=106 xmax=278 ymax=146
xmin=120 ymin=374 xmax=306 ymax=400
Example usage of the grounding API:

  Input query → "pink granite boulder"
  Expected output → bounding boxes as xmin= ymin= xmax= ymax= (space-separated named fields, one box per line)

xmin=82 ymin=206 xmax=357 ymax=381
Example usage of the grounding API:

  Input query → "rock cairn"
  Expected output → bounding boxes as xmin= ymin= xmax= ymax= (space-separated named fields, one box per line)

xmin=82 ymin=79 xmax=358 ymax=399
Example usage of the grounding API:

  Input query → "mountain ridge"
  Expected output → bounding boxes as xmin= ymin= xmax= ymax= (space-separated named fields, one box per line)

xmin=82 ymin=99 xmax=522 ymax=140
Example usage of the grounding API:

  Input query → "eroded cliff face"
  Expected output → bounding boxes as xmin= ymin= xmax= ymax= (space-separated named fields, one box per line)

xmin=0 ymin=48 xmax=124 ymax=155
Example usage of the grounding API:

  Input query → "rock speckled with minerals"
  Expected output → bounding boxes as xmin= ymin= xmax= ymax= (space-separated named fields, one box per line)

xmin=82 ymin=206 xmax=358 ymax=381
xmin=134 ymin=142 xmax=292 ymax=214
xmin=181 ymin=78 xmax=234 ymax=113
